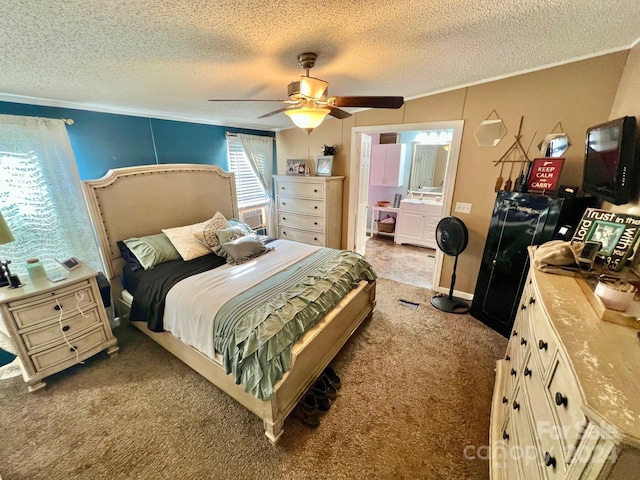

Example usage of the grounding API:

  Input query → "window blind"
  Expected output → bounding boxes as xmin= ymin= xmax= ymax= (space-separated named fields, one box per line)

xmin=227 ymin=138 xmax=268 ymax=208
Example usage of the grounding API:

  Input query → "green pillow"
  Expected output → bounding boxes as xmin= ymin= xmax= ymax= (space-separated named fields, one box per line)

xmin=123 ymin=233 xmax=181 ymax=269
xmin=215 ymin=225 xmax=249 ymax=245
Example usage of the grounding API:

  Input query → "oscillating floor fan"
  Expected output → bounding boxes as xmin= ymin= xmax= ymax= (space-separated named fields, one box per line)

xmin=431 ymin=216 xmax=470 ymax=314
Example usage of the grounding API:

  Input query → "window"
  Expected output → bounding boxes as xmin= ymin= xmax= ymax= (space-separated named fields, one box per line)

xmin=226 ymin=137 xmax=269 ymax=209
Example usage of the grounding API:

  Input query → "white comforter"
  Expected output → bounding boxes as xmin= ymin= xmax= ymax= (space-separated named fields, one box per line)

xmin=162 ymin=239 xmax=320 ymax=359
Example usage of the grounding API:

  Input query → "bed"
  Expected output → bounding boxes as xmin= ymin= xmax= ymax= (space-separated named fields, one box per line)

xmin=83 ymin=164 xmax=376 ymax=444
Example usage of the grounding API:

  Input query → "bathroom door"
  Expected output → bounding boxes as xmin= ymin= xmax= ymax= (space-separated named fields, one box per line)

xmin=355 ymin=133 xmax=372 ymax=254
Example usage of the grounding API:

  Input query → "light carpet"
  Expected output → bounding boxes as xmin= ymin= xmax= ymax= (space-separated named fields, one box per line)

xmin=0 ymin=278 xmax=506 ymax=479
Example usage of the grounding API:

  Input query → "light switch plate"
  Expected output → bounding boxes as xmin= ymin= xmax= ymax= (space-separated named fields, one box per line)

xmin=455 ymin=202 xmax=472 ymax=214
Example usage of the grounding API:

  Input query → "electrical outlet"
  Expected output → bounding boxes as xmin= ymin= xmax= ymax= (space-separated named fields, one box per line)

xmin=455 ymin=202 xmax=472 ymax=214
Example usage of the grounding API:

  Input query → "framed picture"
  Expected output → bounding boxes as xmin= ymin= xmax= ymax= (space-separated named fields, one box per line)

xmin=286 ymin=159 xmax=306 ymax=175
xmin=572 ymin=208 xmax=640 ymax=271
xmin=316 ymin=155 xmax=333 ymax=176
xmin=526 ymin=158 xmax=565 ymax=193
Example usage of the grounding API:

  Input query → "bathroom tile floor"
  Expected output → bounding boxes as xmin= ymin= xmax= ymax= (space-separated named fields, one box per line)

xmin=364 ymin=235 xmax=435 ymax=289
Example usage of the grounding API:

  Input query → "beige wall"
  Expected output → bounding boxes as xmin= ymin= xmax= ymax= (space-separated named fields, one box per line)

xmin=276 ymin=51 xmax=629 ymax=294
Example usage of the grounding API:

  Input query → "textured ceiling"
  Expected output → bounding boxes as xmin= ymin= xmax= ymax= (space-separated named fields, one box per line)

xmin=1 ymin=0 xmax=639 ymax=131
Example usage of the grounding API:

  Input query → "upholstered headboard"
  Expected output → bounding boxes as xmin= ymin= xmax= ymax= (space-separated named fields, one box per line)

xmin=83 ymin=164 xmax=238 ymax=280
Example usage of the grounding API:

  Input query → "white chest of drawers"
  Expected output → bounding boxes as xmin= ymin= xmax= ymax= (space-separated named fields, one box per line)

xmin=274 ymin=175 xmax=344 ymax=249
xmin=490 ymin=248 xmax=640 ymax=479
xmin=0 ymin=264 xmax=119 ymax=392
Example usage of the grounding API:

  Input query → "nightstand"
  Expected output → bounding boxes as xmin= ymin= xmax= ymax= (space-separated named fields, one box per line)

xmin=0 ymin=264 xmax=119 ymax=392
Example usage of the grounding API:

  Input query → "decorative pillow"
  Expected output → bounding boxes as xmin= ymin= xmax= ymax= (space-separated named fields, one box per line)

xmin=122 ymin=233 xmax=181 ymax=270
xmin=215 ymin=224 xmax=250 ymax=245
xmin=193 ymin=211 xmax=230 ymax=250
xmin=228 ymin=219 xmax=254 ymax=236
xmin=162 ymin=221 xmax=212 ymax=261
xmin=220 ymin=234 xmax=271 ymax=265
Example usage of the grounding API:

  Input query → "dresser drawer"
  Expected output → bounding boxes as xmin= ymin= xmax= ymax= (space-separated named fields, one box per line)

xmin=277 ymin=197 xmax=324 ymax=216
xmin=10 ymin=281 xmax=95 ymax=329
xmin=278 ymin=227 xmax=325 ymax=246
xmin=510 ymin=385 xmax=543 ymax=479
xmin=547 ymin=355 xmax=587 ymax=462
xmin=31 ymin=325 xmax=108 ymax=372
xmin=528 ymin=305 xmax=559 ymax=376
xmin=276 ymin=180 xmax=325 ymax=200
xmin=21 ymin=308 xmax=102 ymax=352
xmin=278 ymin=212 xmax=325 ymax=232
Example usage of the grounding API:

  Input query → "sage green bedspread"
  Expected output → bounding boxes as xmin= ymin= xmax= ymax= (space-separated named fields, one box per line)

xmin=214 ymin=248 xmax=376 ymax=400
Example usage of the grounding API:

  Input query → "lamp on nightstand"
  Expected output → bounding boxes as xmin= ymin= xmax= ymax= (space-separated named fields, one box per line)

xmin=0 ymin=211 xmax=22 ymax=288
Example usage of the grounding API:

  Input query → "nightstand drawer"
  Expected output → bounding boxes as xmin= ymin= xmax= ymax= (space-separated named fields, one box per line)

xmin=277 ymin=197 xmax=324 ymax=215
xmin=278 ymin=227 xmax=325 ymax=246
xmin=10 ymin=282 xmax=95 ymax=329
xmin=21 ymin=308 xmax=101 ymax=352
xmin=276 ymin=181 xmax=324 ymax=199
xmin=31 ymin=326 xmax=107 ymax=372
xmin=278 ymin=212 xmax=325 ymax=231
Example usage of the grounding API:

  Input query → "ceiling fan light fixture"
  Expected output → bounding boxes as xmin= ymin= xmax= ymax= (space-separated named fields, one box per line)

xmin=284 ymin=107 xmax=330 ymax=133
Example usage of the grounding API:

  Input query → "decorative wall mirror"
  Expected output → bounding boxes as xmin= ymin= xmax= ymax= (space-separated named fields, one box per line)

xmin=409 ymin=143 xmax=449 ymax=194
xmin=537 ymin=123 xmax=571 ymax=158
xmin=474 ymin=110 xmax=507 ymax=147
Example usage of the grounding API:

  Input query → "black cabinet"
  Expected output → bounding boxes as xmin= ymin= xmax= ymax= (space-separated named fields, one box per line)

xmin=470 ymin=191 xmax=594 ymax=337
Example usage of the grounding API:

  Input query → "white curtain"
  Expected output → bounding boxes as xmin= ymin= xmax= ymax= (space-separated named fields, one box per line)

xmin=238 ymin=134 xmax=276 ymax=236
xmin=0 ymin=115 xmax=102 ymax=278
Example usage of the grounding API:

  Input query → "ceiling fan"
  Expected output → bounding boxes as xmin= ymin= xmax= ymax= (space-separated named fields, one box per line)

xmin=208 ymin=52 xmax=404 ymax=133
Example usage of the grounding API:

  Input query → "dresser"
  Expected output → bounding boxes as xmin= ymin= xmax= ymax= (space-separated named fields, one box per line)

xmin=490 ymin=248 xmax=640 ymax=479
xmin=0 ymin=264 xmax=119 ymax=392
xmin=394 ymin=199 xmax=442 ymax=249
xmin=274 ymin=175 xmax=344 ymax=249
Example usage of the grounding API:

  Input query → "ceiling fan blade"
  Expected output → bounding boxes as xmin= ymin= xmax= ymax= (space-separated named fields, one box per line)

xmin=258 ymin=106 xmax=295 ymax=119
xmin=328 ymin=107 xmax=352 ymax=120
xmin=208 ymin=99 xmax=286 ymax=102
xmin=329 ymin=96 xmax=404 ymax=109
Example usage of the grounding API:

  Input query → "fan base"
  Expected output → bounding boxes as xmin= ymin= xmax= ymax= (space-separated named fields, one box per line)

xmin=430 ymin=294 xmax=470 ymax=314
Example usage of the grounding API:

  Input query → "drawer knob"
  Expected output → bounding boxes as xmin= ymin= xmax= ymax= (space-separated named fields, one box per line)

xmin=555 ymin=392 xmax=568 ymax=408
xmin=520 ymin=338 xmax=527 ymax=346
xmin=510 ymin=368 xmax=516 ymax=376
xmin=520 ymin=304 xmax=526 ymax=311
xmin=502 ymin=396 xmax=508 ymax=404
xmin=529 ymin=297 xmax=536 ymax=305
xmin=492 ymin=259 xmax=497 ymax=266
xmin=54 ymin=305 xmax=61 ymax=311
xmin=524 ymin=367 xmax=532 ymax=377
xmin=314 ymin=238 xmax=318 ymax=241
xmin=282 ymin=217 xmax=286 ymax=221
xmin=512 ymin=400 xmax=520 ymax=411
xmin=505 ymin=355 xmax=511 ymax=362
xmin=538 ymin=339 xmax=548 ymax=350
xmin=62 ymin=325 xmax=70 ymax=332
xmin=502 ymin=431 xmax=509 ymax=441
xmin=69 ymin=346 xmax=77 ymax=352
xmin=314 ymin=222 xmax=318 ymax=225
xmin=282 ymin=232 xmax=287 ymax=236
xmin=544 ymin=452 xmax=556 ymax=468
xmin=314 ymin=206 xmax=318 ymax=210
xmin=314 ymin=189 xmax=318 ymax=193
xmin=512 ymin=330 xmax=518 ymax=337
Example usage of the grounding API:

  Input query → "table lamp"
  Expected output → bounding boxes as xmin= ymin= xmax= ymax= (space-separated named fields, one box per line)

xmin=0 ymin=211 xmax=22 ymax=288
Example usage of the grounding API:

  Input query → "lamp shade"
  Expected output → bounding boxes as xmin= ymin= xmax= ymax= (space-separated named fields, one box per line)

xmin=0 ymin=211 xmax=15 ymax=245
xmin=284 ymin=107 xmax=330 ymax=132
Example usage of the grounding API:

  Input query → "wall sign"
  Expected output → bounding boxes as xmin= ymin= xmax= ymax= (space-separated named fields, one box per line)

xmin=527 ymin=158 xmax=564 ymax=192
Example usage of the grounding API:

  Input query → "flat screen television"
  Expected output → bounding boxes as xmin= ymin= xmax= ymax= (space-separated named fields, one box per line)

xmin=582 ymin=116 xmax=638 ymax=205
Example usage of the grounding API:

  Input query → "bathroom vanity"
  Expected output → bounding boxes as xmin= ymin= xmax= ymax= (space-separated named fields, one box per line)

xmin=395 ymin=198 xmax=443 ymax=249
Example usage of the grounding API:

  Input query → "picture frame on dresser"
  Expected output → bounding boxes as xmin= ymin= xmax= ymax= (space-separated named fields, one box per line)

xmin=316 ymin=156 xmax=333 ymax=176
xmin=286 ymin=159 xmax=306 ymax=176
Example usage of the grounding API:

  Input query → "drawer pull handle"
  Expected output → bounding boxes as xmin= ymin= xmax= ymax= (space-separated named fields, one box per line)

xmin=54 ymin=305 xmax=61 ymax=311
xmin=544 ymin=452 xmax=556 ymax=468
xmin=512 ymin=330 xmax=518 ymax=337
xmin=282 ymin=202 xmax=286 ymax=206
xmin=510 ymin=368 xmax=516 ymax=376
xmin=314 ymin=238 xmax=318 ymax=241
xmin=314 ymin=206 xmax=318 ymax=210
xmin=502 ymin=431 xmax=509 ymax=441
xmin=282 ymin=232 xmax=287 ymax=236
xmin=529 ymin=297 xmax=536 ymax=305
xmin=520 ymin=304 xmax=526 ymax=311
xmin=555 ymin=392 xmax=568 ymax=408
xmin=505 ymin=355 xmax=510 ymax=362
xmin=538 ymin=339 xmax=548 ymax=350
xmin=282 ymin=217 xmax=286 ymax=221
xmin=512 ymin=400 xmax=520 ymax=411
xmin=502 ymin=396 xmax=508 ymax=404
xmin=314 ymin=189 xmax=318 ymax=193
xmin=524 ymin=367 xmax=532 ymax=377
xmin=520 ymin=338 xmax=527 ymax=346
xmin=69 ymin=346 xmax=77 ymax=352
xmin=62 ymin=325 xmax=70 ymax=332
xmin=314 ymin=222 xmax=318 ymax=225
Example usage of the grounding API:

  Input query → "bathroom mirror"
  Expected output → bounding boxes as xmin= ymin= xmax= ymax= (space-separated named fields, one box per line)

xmin=474 ymin=119 xmax=507 ymax=147
xmin=538 ymin=133 xmax=570 ymax=158
xmin=409 ymin=144 xmax=449 ymax=194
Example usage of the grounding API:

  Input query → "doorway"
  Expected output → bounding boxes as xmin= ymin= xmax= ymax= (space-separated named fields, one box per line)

xmin=347 ymin=121 xmax=464 ymax=293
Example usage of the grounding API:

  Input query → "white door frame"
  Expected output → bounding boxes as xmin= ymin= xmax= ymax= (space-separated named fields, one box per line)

xmin=347 ymin=120 xmax=465 ymax=292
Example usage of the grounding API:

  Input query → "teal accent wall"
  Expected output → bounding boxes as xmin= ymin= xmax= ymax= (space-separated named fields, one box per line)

xmin=0 ymin=101 xmax=275 ymax=180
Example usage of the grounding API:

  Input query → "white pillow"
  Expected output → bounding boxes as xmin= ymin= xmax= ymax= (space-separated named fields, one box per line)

xmin=162 ymin=220 xmax=212 ymax=261
xmin=193 ymin=211 xmax=230 ymax=250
